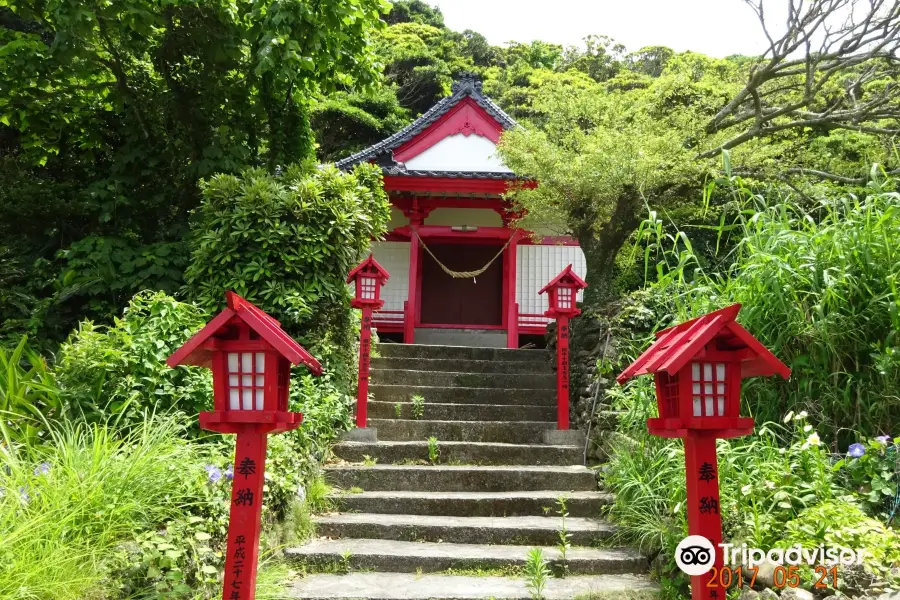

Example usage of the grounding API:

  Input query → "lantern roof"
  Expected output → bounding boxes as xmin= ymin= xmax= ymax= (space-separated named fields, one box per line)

xmin=538 ymin=264 xmax=587 ymax=295
xmin=166 ymin=291 xmax=322 ymax=375
xmin=346 ymin=254 xmax=390 ymax=284
xmin=616 ymin=304 xmax=790 ymax=385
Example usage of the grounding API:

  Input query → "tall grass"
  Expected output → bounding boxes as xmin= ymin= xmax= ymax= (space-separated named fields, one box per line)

xmin=0 ymin=417 xmax=197 ymax=599
xmin=632 ymin=179 xmax=900 ymax=442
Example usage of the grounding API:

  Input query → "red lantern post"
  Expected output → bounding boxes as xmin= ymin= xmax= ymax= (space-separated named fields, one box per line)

xmin=167 ymin=292 xmax=322 ymax=600
xmin=617 ymin=304 xmax=790 ymax=600
xmin=347 ymin=255 xmax=390 ymax=428
xmin=539 ymin=265 xmax=587 ymax=430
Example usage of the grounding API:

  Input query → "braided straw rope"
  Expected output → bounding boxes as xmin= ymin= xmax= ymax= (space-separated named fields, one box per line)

xmin=412 ymin=228 xmax=515 ymax=279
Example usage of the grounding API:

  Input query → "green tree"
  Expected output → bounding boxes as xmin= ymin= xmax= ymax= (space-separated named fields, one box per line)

xmin=0 ymin=0 xmax=389 ymax=339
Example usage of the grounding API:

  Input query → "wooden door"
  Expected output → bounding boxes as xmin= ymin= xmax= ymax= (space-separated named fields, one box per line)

xmin=420 ymin=243 xmax=503 ymax=326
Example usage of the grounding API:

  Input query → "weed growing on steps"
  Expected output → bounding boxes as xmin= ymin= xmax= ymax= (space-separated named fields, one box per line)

xmin=410 ymin=394 xmax=425 ymax=419
xmin=556 ymin=494 xmax=572 ymax=577
xmin=340 ymin=550 xmax=353 ymax=574
xmin=427 ymin=436 xmax=440 ymax=464
xmin=523 ymin=547 xmax=550 ymax=600
xmin=394 ymin=402 xmax=403 ymax=418
xmin=362 ymin=455 xmax=378 ymax=467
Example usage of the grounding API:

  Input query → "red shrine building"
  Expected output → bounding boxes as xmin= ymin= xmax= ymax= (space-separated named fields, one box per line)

xmin=335 ymin=74 xmax=586 ymax=348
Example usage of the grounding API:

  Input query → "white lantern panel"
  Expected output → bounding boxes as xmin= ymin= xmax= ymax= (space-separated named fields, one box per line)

xmin=242 ymin=389 xmax=253 ymax=410
xmin=241 ymin=353 xmax=253 ymax=373
xmin=228 ymin=353 xmax=240 ymax=372
xmin=693 ymin=397 xmax=702 ymax=417
xmin=256 ymin=376 xmax=265 ymax=387
xmin=716 ymin=363 xmax=726 ymax=380
xmin=229 ymin=389 xmax=240 ymax=410
xmin=692 ymin=363 xmax=700 ymax=381
xmin=242 ymin=375 xmax=252 ymax=387
xmin=255 ymin=389 xmax=265 ymax=411
xmin=255 ymin=353 xmax=265 ymax=373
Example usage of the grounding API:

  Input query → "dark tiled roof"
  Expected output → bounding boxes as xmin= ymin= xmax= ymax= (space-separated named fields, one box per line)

xmin=334 ymin=74 xmax=518 ymax=171
xmin=382 ymin=166 xmax=518 ymax=180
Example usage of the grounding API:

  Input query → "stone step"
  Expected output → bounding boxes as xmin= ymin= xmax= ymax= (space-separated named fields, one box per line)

xmin=377 ymin=344 xmax=547 ymax=363
xmin=286 ymin=572 xmax=658 ymax=600
xmin=332 ymin=440 xmax=580 ymax=466
xmin=371 ymin=385 xmax=554 ymax=406
xmin=372 ymin=369 xmax=555 ymax=390
xmin=312 ymin=513 xmax=616 ymax=546
xmin=367 ymin=401 xmax=555 ymax=422
xmin=286 ymin=539 xmax=647 ymax=575
xmin=371 ymin=357 xmax=552 ymax=375
xmin=370 ymin=419 xmax=554 ymax=444
xmin=325 ymin=465 xmax=597 ymax=492
xmin=330 ymin=490 xmax=612 ymax=517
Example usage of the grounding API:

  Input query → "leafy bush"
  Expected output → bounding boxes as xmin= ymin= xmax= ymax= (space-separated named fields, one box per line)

xmin=0 ymin=336 xmax=61 ymax=444
xmin=54 ymin=291 xmax=212 ymax=428
xmin=183 ymin=162 xmax=390 ymax=419
xmin=780 ymin=500 xmax=900 ymax=582
xmin=836 ymin=436 xmax=900 ymax=520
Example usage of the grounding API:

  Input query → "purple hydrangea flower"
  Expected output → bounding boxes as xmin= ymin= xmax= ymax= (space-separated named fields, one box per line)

xmin=224 ymin=465 xmax=234 ymax=481
xmin=33 ymin=462 xmax=51 ymax=476
xmin=18 ymin=486 xmax=29 ymax=502
xmin=204 ymin=464 xmax=223 ymax=484
xmin=875 ymin=435 xmax=891 ymax=445
xmin=848 ymin=443 xmax=866 ymax=458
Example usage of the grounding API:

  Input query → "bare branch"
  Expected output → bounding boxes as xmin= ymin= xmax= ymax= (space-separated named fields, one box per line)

xmin=706 ymin=0 xmax=900 ymax=155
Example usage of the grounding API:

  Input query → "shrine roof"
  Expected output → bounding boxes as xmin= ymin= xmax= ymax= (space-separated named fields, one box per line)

xmin=334 ymin=73 xmax=518 ymax=174
xmin=382 ymin=166 xmax=519 ymax=180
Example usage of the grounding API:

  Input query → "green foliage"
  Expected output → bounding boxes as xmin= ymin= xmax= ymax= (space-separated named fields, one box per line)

xmin=185 ymin=162 xmax=389 ymax=338
xmin=631 ymin=179 xmax=900 ymax=439
xmin=0 ymin=336 xmax=60 ymax=445
xmin=555 ymin=494 xmax=571 ymax=577
xmin=835 ymin=437 xmax=900 ymax=519
xmin=0 ymin=418 xmax=200 ymax=599
xmin=54 ymin=291 xmax=211 ymax=428
xmin=779 ymin=501 xmax=900 ymax=581
xmin=410 ymin=394 xmax=425 ymax=419
xmin=427 ymin=436 xmax=440 ymax=464
xmin=311 ymin=89 xmax=409 ymax=162
xmin=523 ymin=547 xmax=550 ymax=600
xmin=0 ymin=0 xmax=390 ymax=340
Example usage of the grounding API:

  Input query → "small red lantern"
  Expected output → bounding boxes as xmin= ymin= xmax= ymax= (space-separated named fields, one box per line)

xmin=539 ymin=265 xmax=587 ymax=430
xmin=347 ymin=255 xmax=390 ymax=429
xmin=167 ymin=291 xmax=322 ymax=600
xmin=539 ymin=264 xmax=587 ymax=319
xmin=347 ymin=254 xmax=389 ymax=309
xmin=617 ymin=304 xmax=790 ymax=600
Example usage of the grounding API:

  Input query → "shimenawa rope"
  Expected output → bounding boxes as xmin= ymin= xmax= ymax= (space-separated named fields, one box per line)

xmin=412 ymin=228 xmax=515 ymax=279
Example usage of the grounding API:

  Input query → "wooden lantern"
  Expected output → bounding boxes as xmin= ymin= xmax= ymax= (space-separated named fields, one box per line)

xmin=539 ymin=265 xmax=588 ymax=430
xmin=617 ymin=304 xmax=790 ymax=600
xmin=617 ymin=303 xmax=790 ymax=439
xmin=539 ymin=264 xmax=587 ymax=319
xmin=347 ymin=254 xmax=389 ymax=309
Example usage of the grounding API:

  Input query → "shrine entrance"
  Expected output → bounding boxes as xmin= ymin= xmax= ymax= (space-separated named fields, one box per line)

xmin=419 ymin=243 xmax=503 ymax=327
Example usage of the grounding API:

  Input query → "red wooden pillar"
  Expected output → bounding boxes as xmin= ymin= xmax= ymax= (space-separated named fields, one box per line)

xmin=556 ymin=316 xmax=570 ymax=430
xmin=505 ymin=234 xmax=519 ymax=349
xmin=222 ymin=432 xmax=267 ymax=600
xmin=684 ymin=434 xmax=725 ymax=600
xmin=405 ymin=223 xmax=420 ymax=344
xmin=356 ymin=306 xmax=373 ymax=427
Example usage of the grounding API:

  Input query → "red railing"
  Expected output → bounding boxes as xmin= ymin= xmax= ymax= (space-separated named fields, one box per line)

xmin=518 ymin=312 xmax=552 ymax=334
xmin=373 ymin=309 xmax=405 ymax=332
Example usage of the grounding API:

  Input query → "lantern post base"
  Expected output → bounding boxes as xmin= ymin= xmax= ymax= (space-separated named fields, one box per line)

xmin=341 ymin=427 xmax=378 ymax=443
xmin=542 ymin=429 xmax=585 ymax=447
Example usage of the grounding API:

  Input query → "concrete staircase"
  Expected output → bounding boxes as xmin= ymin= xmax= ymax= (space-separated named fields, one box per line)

xmin=286 ymin=344 xmax=656 ymax=600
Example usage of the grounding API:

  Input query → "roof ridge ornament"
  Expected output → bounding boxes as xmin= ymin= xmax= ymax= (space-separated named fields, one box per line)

xmin=452 ymin=72 xmax=483 ymax=95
